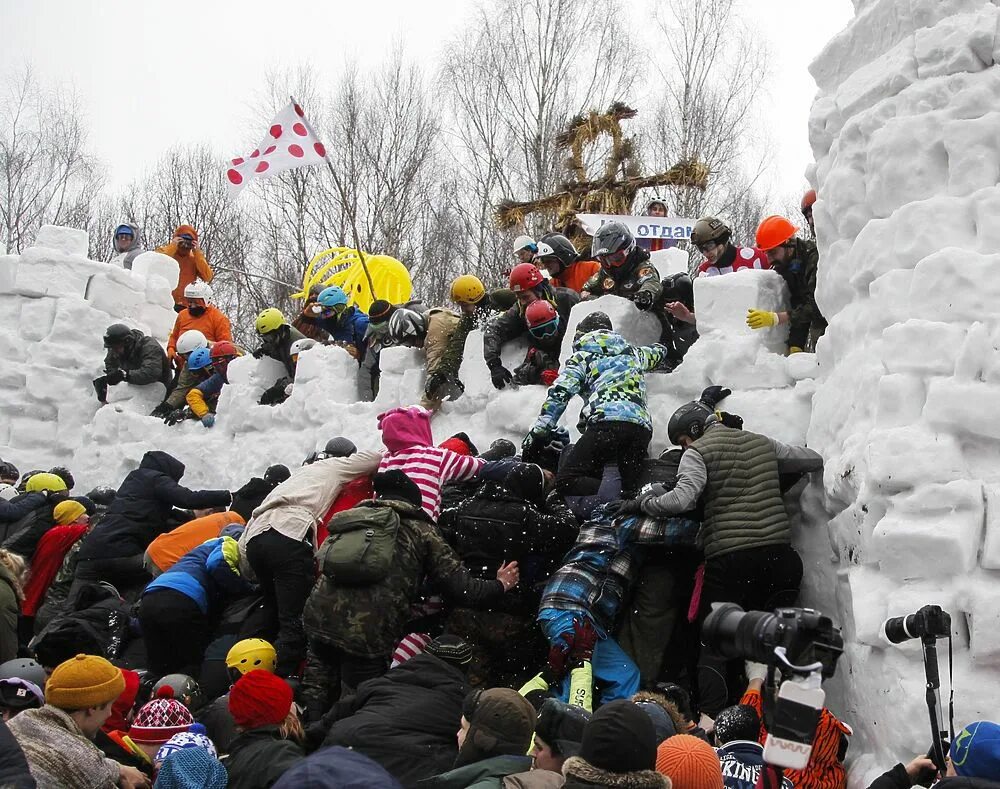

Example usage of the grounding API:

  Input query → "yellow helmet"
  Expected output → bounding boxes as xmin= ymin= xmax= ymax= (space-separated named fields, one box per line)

xmin=225 ymin=638 xmax=277 ymax=676
xmin=450 ymin=275 xmax=486 ymax=305
xmin=255 ymin=308 xmax=287 ymax=335
xmin=25 ymin=473 xmax=68 ymax=494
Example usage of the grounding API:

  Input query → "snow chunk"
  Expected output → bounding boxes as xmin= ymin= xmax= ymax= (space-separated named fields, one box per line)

xmin=31 ymin=225 xmax=89 ymax=258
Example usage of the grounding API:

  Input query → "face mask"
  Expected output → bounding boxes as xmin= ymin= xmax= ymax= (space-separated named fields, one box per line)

xmin=189 ymin=306 xmax=206 ymax=317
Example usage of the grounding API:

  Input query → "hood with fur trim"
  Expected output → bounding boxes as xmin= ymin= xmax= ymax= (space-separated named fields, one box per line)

xmin=562 ymin=756 xmax=670 ymax=789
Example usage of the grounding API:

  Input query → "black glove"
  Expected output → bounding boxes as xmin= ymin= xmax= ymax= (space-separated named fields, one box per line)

xmin=259 ymin=378 xmax=291 ymax=406
xmin=489 ymin=362 xmax=513 ymax=390
xmin=92 ymin=377 xmax=109 ymax=404
xmin=720 ymin=411 xmax=744 ymax=430
xmin=424 ymin=370 xmax=448 ymax=399
xmin=608 ymin=498 xmax=643 ymax=517
xmin=252 ymin=347 xmax=267 ymax=359
xmin=699 ymin=385 xmax=732 ymax=408
xmin=634 ymin=290 xmax=655 ymax=311
xmin=164 ymin=408 xmax=188 ymax=426
xmin=150 ymin=402 xmax=172 ymax=419
xmin=104 ymin=369 xmax=125 ymax=386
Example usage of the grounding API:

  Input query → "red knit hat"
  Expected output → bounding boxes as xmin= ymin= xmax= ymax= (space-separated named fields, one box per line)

xmin=129 ymin=697 xmax=194 ymax=744
xmin=229 ymin=670 xmax=293 ymax=729
xmin=655 ymin=734 xmax=723 ymax=789
xmin=102 ymin=668 xmax=140 ymax=734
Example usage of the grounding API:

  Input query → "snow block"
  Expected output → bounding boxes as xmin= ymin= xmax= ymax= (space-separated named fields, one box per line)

xmin=86 ymin=272 xmax=146 ymax=322
xmin=923 ymin=378 xmax=1000 ymax=440
xmin=874 ymin=373 xmax=926 ymax=429
xmin=880 ymin=320 xmax=967 ymax=376
xmin=865 ymin=425 xmax=968 ymax=492
xmin=909 ymin=248 xmax=1000 ymax=322
xmin=17 ymin=297 xmax=57 ymax=343
xmin=692 ymin=269 xmax=789 ymax=350
xmin=913 ymin=7 xmax=996 ymax=80
xmin=130 ymin=252 xmax=180 ymax=293
xmin=966 ymin=583 xmax=1000 ymax=664
xmin=649 ymin=248 xmax=690 ymax=279
xmin=981 ymin=484 xmax=1000 ymax=569
xmin=871 ymin=480 xmax=984 ymax=579
xmin=0 ymin=255 xmax=18 ymax=293
xmin=14 ymin=248 xmax=97 ymax=299
xmin=31 ymin=225 xmax=89 ymax=258
xmin=561 ymin=296 xmax=662 ymax=360
xmin=136 ymin=304 xmax=177 ymax=344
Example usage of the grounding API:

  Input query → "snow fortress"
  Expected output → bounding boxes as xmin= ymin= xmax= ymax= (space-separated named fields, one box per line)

xmin=807 ymin=0 xmax=1000 ymax=780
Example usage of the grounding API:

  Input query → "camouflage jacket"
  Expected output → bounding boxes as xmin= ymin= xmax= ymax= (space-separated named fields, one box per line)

xmin=303 ymin=499 xmax=504 ymax=657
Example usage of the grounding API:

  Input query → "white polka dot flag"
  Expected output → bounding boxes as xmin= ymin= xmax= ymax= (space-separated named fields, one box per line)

xmin=226 ymin=99 xmax=328 ymax=195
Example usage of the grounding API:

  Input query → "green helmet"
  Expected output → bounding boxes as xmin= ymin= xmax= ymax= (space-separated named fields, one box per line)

xmin=690 ymin=217 xmax=731 ymax=248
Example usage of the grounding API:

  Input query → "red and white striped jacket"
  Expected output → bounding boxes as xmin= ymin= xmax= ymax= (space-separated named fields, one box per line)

xmin=378 ymin=446 xmax=483 ymax=521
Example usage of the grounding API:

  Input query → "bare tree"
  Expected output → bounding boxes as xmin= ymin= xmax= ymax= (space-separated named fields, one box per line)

xmin=644 ymin=0 xmax=770 ymax=236
xmin=0 ymin=66 xmax=103 ymax=253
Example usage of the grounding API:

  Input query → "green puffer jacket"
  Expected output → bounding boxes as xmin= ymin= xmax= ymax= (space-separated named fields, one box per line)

xmin=303 ymin=499 xmax=504 ymax=657
xmin=692 ymin=426 xmax=789 ymax=559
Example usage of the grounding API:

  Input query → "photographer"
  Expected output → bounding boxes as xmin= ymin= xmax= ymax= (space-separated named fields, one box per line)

xmin=866 ymin=720 xmax=1000 ymax=789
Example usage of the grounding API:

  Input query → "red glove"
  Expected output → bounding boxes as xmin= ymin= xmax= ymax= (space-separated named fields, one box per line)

xmin=540 ymin=369 xmax=559 ymax=386
xmin=569 ymin=617 xmax=598 ymax=663
xmin=544 ymin=643 xmax=569 ymax=684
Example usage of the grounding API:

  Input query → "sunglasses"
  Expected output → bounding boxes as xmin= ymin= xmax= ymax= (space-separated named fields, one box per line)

xmin=529 ymin=318 xmax=560 ymax=339
xmin=696 ymin=241 xmax=720 ymax=253
xmin=178 ymin=234 xmax=195 ymax=242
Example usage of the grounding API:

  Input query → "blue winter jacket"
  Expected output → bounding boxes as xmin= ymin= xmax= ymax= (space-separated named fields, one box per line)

xmin=143 ymin=527 xmax=248 ymax=614
xmin=309 ymin=307 xmax=370 ymax=360
xmin=532 ymin=330 xmax=666 ymax=434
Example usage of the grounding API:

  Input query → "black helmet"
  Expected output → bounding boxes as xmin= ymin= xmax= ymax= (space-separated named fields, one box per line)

xmin=103 ymin=323 xmax=131 ymax=348
xmin=324 ymin=437 xmax=357 ymax=458
xmin=153 ymin=674 xmax=204 ymax=711
xmin=661 ymin=273 xmax=694 ymax=311
xmin=264 ymin=464 xmax=291 ymax=485
xmin=536 ymin=233 xmax=579 ymax=271
xmin=0 ymin=461 xmax=18 ymax=483
xmin=667 ymin=401 xmax=714 ymax=445
xmin=592 ymin=221 xmax=635 ymax=260
xmin=574 ymin=311 xmax=613 ymax=339
xmin=0 ymin=658 xmax=47 ymax=690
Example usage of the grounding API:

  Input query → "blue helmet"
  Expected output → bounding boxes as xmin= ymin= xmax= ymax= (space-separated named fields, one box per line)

xmin=187 ymin=347 xmax=212 ymax=371
xmin=318 ymin=286 xmax=348 ymax=308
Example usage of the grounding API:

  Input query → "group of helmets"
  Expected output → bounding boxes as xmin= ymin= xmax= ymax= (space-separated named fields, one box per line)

xmin=187 ymin=340 xmax=240 ymax=372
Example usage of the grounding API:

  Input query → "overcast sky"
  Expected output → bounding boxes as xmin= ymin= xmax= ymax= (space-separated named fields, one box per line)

xmin=2 ymin=0 xmax=852 ymax=204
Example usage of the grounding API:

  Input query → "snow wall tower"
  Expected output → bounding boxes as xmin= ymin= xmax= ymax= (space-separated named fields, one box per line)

xmin=807 ymin=0 xmax=1000 ymax=777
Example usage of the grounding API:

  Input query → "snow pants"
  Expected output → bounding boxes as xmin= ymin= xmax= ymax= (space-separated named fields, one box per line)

xmin=557 ymin=421 xmax=651 ymax=517
xmin=538 ymin=608 xmax=640 ymax=705
xmin=138 ymin=588 xmax=212 ymax=678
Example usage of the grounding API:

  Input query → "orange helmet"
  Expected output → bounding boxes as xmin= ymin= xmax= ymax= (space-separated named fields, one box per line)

xmin=801 ymin=189 xmax=817 ymax=213
xmin=755 ymin=216 xmax=799 ymax=251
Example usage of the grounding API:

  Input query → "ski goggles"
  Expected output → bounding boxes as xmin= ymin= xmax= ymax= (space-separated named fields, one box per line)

xmin=528 ymin=318 xmax=560 ymax=339
xmin=597 ymin=249 xmax=628 ymax=267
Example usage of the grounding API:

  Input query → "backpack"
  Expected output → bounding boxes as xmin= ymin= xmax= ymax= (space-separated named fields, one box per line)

xmin=317 ymin=504 xmax=399 ymax=584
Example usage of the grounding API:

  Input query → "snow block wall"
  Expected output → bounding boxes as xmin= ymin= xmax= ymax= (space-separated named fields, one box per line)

xmin=808 ymin=0 xmax=1000 ymax=779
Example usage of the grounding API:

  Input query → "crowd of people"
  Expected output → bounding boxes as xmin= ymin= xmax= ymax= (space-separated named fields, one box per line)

xmin=0 ymin=196 xmax=994 ymax=788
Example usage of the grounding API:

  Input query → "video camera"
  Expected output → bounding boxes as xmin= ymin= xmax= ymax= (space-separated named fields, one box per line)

xmin=702 ymin=604 xmax=844 ymax=771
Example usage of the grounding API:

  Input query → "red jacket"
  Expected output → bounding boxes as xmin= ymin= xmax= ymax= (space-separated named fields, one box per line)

xmin=316 ymin=476 xmax=374 ymax=547
xmin=22 ymin=524 xmax=87 ymax=616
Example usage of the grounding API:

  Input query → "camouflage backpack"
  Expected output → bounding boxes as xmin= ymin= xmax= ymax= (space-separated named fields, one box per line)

xmin=318 ymin=504 xmax=400 ymax=584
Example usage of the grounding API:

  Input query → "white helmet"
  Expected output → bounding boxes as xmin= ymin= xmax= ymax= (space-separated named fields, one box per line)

xmin=513 ymin=235 xmax=536 ymax=253
xmin=289 ymin=338 xmax=317 ymax=358
xmin=387 ymin=308 xmax=426 ymax=343
xmin=183 ymin=280 xmax=213 ymax=303
xmin=176 ymin=330 xmax=209 ymax=356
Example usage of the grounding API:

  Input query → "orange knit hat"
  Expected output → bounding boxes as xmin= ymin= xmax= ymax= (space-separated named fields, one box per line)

xmin=655 ymin=734 xmax=723 ymax=789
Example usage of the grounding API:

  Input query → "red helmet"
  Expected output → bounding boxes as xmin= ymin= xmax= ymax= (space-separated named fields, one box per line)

xmin=210 ymin=340 xmax=240 ymax=360
xmin=801 ymin=189 xmax=817 ymax=213
xmin=525 ymin=300 xmax=558 ymax=328
xmin=509 ymin=263 xmax=545 ymax=292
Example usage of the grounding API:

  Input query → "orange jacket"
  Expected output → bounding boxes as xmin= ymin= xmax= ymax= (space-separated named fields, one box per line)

xmin=551 ymin=260 xmax=600 ymax=293
xmin=167 ymin=305 xmax=233 ymax=359
xmin=156 ymin=241 xmax=215 ymax=305
xmin=145 ymin=511 xmax=245 ymax=574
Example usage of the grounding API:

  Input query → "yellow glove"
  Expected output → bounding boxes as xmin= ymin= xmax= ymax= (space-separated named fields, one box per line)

xmin=746 ymin=309 xmax=779 ymax=330
xmin=788 ymin=346 xmax=803 ymax=354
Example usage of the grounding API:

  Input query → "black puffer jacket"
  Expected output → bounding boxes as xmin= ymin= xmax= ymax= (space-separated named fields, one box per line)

xmin=104 ymin=328 xmax=171 ymax=387
xmin=231 ymin=477 xmax=279 ymax=522
xmin=77 ymin=451 xmax=230 ymax=560
xmin=0 ymin=493 xmax=46 ymax=526
xmin=225 ymin=726 xmax=304 ymax=789
xmin=0 ymin=497 xmax=52 ymax=556
xmin=320 ymin=653 xmax=468 ymax=785
xmin=439 ymin=482 xmax=577 ymax=616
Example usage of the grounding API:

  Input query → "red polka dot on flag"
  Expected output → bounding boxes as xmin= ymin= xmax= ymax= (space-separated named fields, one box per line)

xmin=269 ymin=124 xmax=282 ymax=139
xmin=255 ymin=161 xmax=269 ymax=173
xmin=250 ymin=149 xmax=260 ymax=159
xmin=314 ymin=142 xmax=326 ymax=157
xmin=227 ymin=169 xmax=243 ymax=185
xmin=288 ymin=144 xmax=304 ymax=158
xmin=264 ymin=145 xmax=276 ymax=155
xmin=293 ymin=123 xmax=307 ymax=136
xmin=294 ymin=104 xmax=304 ymax=117
xmin=231 ymin=157 xmax=244 ymax=166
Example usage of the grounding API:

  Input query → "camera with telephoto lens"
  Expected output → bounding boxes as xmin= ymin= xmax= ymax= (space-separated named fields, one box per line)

xmin=881 ymin=604 xmax=950 ymax=644
xmin=702 ymin=603 xmax=844 ymax=679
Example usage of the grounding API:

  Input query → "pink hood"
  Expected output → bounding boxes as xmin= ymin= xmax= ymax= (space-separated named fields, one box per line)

xmin=378 ymin=406 xmax=434 ymax=453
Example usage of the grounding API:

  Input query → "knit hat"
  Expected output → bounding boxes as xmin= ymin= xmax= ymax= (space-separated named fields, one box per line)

xmin=536 ymin=699 xmax=591 ymax=757
xmin=129 ymin=697 xmax=195 ymax=744
xmin=102 ymin=668 xmax=140 ymax=734
xmin=33 ymin=619 xmax=105 ymax=669
xmin=390 ymin=632 xmax=432 ymax=668
xmin=368 ymin=299 xmax=395 ymax=324
xmin=655 ymin=734 xmax=723 ymax=788
xmin=175 ymin=224 xmax=198 ymax=241
xmin=53 ymin=500 xmax=87 ymax=526
xmin=155 ymin=722 xmax=218 ymax=762
xmin=273 ymin=745 xmax=404 ymax=789
xmin=229 ymin=669 xmax=293 ymax=729
xmin=372 ymin=470 xmax=423 ymax=510
xmin=461 ymin=688 xmax=536 ymax=760
xmin=439 ymin=432 xmax=479 ymax=457
xmin=425 ymin=634 xmax=473 ymax=668
xmin=44 ymin=654 xmax=125 ymax=710
xmin=950 ymin=721 xmax=1000 ymax=779
xmin=580 ymin=700 xmax=657 ymax=773
xmin=155 ymin=746 xmax=228 ymax=789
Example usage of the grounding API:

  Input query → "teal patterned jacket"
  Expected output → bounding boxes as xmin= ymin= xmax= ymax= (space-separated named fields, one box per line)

xmin=532 ymin=330 xmax=667 ymax=434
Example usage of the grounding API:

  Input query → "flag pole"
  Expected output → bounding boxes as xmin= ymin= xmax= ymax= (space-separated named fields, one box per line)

xmin=292 ymin=96 xmax=377 ymax=301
